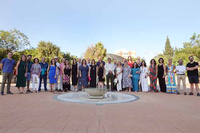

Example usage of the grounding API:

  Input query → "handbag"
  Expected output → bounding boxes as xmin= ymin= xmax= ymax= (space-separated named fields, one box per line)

xmin=114 ymin=78 xmax=118 ymax=84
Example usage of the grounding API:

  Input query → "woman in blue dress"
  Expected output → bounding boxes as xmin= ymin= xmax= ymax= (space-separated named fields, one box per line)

xmin=79 ymin=59 xmax=89 ymax=91
xmin=48 ymin=59 xmax=58 ymax=92
xmin=166 ymin=59 xmax=177 ymax=93
xmin=132 ymin=62 xmax=140 ymax=92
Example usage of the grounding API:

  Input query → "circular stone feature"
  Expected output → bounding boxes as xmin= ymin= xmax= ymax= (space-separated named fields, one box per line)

xmin=53 ymin=92 xmax=139 ymax=105
xmin=85 ymin=88 xmax=108 ymax=99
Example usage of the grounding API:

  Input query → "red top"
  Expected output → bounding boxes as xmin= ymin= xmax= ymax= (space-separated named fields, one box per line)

xmin=128 ymin=61 xmax=133 ymax=68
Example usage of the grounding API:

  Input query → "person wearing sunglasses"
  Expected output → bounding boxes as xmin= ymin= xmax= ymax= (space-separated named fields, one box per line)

xmin=0 ymin=52 xmax=15 ymax=95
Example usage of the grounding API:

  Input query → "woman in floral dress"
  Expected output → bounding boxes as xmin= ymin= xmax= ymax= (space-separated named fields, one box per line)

xmin=62 ymin=60 xmax=71 ymax=92
xmin=166 ymin=59 xmax=177 ymax=93
xmin=122 ymin=61 xmax=132 ymax=92
xmin=149 ymin=59 xmax=157 ymax=92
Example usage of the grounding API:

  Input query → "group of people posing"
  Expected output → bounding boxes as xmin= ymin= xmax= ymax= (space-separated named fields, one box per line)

xmin=0 ymin=52 xmax=199 ymax=96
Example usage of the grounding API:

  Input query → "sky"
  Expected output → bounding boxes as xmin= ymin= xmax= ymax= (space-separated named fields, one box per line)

xmin=1 ymin=0 xmax=200 ymax=63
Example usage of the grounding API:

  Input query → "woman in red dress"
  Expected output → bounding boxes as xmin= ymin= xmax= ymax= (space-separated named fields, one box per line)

xmin=127 ymin=56 xmax=134 ymax=68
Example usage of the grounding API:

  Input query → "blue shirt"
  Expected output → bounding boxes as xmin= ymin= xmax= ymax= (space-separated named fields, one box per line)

xmin=39 ymin=62 xmax=48 ymax=75
xmin=1 ymin=58 xmax=15 ymax=73
xmin=27 ymin=61 xmax=33 ymax=73
xmin=96 ymin=61 xmax=105 ymax=66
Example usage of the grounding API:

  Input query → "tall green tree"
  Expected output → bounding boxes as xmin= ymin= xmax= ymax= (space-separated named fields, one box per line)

xmin=84 ymin=42 xmax=107 ymax=61
xmin=0 ymin=28 xmax=30 ymax=52
xmin=36 ymin=41 xmax=63 ymax=63
xmin=155 ymin=33 xmax=200 ymax=66
xmin=163 ymin=36 xmax=174 ymax=60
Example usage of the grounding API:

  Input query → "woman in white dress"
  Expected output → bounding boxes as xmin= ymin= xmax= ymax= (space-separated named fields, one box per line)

xmin=140 ymin=61 xmax=148 ymax=92
xmin=115 ymin=61 xmax=123 ymax=91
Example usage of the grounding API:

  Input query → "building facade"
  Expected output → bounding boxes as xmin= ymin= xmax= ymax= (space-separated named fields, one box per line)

xmin=114 ymin=49 xmax=136 ymax=59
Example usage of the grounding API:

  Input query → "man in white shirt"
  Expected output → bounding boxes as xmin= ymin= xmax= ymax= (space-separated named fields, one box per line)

xmin=54 ymin=56 xmax=61 ymax=91
xmin=175 ymin=59 xmax=187 ymax=95
xmin=105 ymin=58 xmax=115 ymax=91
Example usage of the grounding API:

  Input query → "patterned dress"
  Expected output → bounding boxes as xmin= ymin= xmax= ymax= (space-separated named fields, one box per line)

xmin=63 ymin=65 xmax=71 ymax=91
xmin=122 ymin=66 xmax=133 ymax=88
xmin=149 ymin=65 xmax=157 ymax=92
xmin=166 ymin=65 xmax=177 ymax=93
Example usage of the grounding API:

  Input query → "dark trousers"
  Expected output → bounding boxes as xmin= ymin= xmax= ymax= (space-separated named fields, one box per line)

xmin=158 ymin=77 xmax=166 ymax=92
xmin=1 ymin=73 xmax=13 ymax=93
xmin=38 ymin=75 xmax=47 ymax=91
xmin=106 ymin=73 xmax=114 ymax=91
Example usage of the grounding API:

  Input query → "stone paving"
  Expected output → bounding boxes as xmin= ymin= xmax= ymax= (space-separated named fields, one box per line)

xmin=0 ymin=85 xmax=199 ymax=133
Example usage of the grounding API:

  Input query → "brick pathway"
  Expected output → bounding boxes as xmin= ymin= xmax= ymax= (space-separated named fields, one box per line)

xmin=0 ymin=86 xmax=199 ymax=133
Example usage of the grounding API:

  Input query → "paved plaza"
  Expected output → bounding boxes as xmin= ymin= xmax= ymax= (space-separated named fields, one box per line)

xmin=0 ymin=85 xmax=199 ymax=133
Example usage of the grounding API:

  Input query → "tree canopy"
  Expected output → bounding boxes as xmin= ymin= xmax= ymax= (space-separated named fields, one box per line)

xmin=0 ymin=28 xmax=30 ymax=52
xmin=155 ymin=33 xmax=200 ymax=66
xmin=84 ymin=42 xmax=107 ymax=61
xmin=35 ymin=41 xmax=63 ymax=63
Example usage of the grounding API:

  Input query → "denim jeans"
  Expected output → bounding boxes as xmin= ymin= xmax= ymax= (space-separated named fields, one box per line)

xmin=38 ymin=75 xmax=47 ymax=91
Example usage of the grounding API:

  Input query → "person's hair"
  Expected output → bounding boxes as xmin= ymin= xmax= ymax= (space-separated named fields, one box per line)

xmin=27 ymin=55 xmax=32 ymax=57
xmin=189 ymin=56 xmax=193 ymax=59
xmin=133 ymin=62 xmax=138 ymax=68
xmin=72 ymin=58 xmax=77 ymax=65
xmin=168 ymin=59 xmax=172 ymax=63
xmin=128 ymin=56 xmax=132 ymax=62
xmin=8 ymin=51 xmax=13 ymax=54
xmin=178 ymin=59 xmax=183 ymax=62
xmin=150 ymin=59 xmax=156 ymax=66
xmin=158 ymin=58 xmax=164 ymax=63
xmin=141 ymin=60 xmax=146 ymax=67
xmin=33 ymin=58 xmax=39 ymax=63
xmin=107 ymin=58 xmax=111 ymax=60
xmin=50 ymin=59 xmax=57 ymax=67
xmin=91 ymin=59 xmax=95 ymax=65
xmin=117 ymin=61 xmax=122 ymax=66
xmin=20 ymin=55 xmax=26 ymax=61
xmin=82 ymin=59 xmax=87 ymax=65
